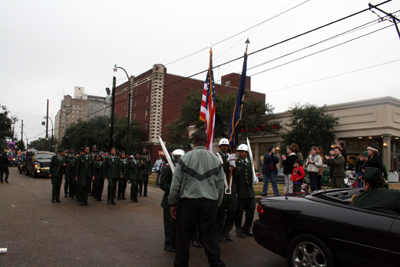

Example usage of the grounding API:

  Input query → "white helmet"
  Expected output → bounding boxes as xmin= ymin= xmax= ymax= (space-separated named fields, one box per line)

xmin=218 ymin=138 xmax=229 ymax=147
xmin=237 ymin=144 xmax=249 ymax=152
xmin=172 ymin=149 xmax=185 ymax=162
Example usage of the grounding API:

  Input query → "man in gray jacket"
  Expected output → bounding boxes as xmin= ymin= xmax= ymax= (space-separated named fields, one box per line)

xmin=169 ymin=130 xmax=225 ymax=267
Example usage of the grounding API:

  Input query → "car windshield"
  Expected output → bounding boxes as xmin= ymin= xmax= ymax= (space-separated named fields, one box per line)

xmin=35 ymin=153 xmax=55 ymax=159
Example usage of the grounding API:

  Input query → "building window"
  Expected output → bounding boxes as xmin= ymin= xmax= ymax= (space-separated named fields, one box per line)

xmin=146 ymin=95 xmax=148 ymax=102
xmin=225 ymin=81 xmax=230 ymax=86
xmin=134 ymin=113 xmax=136 ymax=119
xmin=135 ymin=88 xmax=137 ymax=94
xmin=147 ymin=82 xmax=149 ymax=88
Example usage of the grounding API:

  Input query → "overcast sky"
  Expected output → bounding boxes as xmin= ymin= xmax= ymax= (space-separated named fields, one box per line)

xmin=1 ymin=0 xmax=399 ymax=143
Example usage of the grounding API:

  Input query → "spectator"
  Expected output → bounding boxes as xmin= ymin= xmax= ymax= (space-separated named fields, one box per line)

xmin=154 ymin=155 xmax=163 ymax=187
xmin=316 ymin=146 xmax=324 ymax=190
xmin=0 ymin=152 xmax=9 ymax=183
xmin=355 ymin=151 xmax=368 ymax=188
xmin=261 ymin=146 xmax=279 ymax=196
xmin=337 ymin=141 xmax=347 ymax=170
xmin=363 ymin=146 xmax=382 ymax=169
xmin=291 ymin=143 xmax=303 ymax=165
xmin=291 ymin=159 xmax=305 ymax=193
xmin=325 ymin=147 xmax=345 ymax=188
xmin=282 ymin=146 xmax=297 ymax=194
xmin=306 ymin=147 xmax=323 ymax=192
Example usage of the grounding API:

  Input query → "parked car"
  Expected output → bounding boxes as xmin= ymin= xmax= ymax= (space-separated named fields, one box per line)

xmin=25 ymin=151 xmax=55 ymax=178
xmin=253 ymin=188 xmax=400 ymax=267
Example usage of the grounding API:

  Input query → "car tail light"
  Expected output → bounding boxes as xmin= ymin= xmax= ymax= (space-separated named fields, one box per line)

xmin=34 ymin=164 xmax=38 ymax=168
xmin=257 ymin=203 xmax=264 ymax=216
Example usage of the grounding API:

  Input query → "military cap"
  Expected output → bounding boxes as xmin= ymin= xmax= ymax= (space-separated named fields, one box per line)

xmin=58 ymin=147 xmax=67 ymax=153
xmin=83 ymin=144 xmax=90 ymax=149
xmin=185 ymin=144 xmax=192 ymax=150
xmin=95 ymin=154 xmax=103 ymax=160
xmin=133 ymin=151 xmax=139 ymax=155
xmin=364 ymin=167 xmax=382 ymax=180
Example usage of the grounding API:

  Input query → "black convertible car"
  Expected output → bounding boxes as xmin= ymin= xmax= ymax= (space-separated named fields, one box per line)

xmin=253 ymin=188 xmax=400 ymax=267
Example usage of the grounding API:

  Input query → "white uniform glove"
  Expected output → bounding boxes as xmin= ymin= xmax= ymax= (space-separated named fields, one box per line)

xmin=253 ymin=176 xmax=259 ymax=185
xmin=228 ymin=153 xmax=236 ymax=168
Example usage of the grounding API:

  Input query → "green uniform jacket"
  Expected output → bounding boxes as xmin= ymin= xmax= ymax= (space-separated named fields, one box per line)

xmin=119 ymin=159 xmax=129 ymax=180
xmin=103 ymin=156 xmax=120 ymax=179
xmin=168 ymin=146 xmax=224 ymax=207
xmin=352 ymin=188 xmax=400 ymax=214
xmin=49 ymin=155 xmax=66 ymax=177
xmin=64 ymin=154 xmax=74 ymax=178
xmin=66 ymin=157 xmax=76 ymax=179
xmin=234 ymin=157 xmax=255 ymax=199
xmin=75 ymin=154 xmax=94 ymax=178
xmin=93 ymin=161 xmax=104 ymax=178
xmin=327 ymin=154 xmax=345 ymax=178
xmin=140 ymin=155 xmax=151 ymax=175
xmin=160 ymin=163 xmax=173 ymax=209
xmin=128 ymin=158 xmax=144 ymax=180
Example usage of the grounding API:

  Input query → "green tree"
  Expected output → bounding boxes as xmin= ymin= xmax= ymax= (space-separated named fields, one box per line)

xmin=61 ymin=116 xmax=145 ymax=153
xmin=166 ymin=90 xmax=276 ymax=147
xmin=281 ymin=103 xmax=339 ymax=158
xmin=0 ymin=105 xmax=18 ymax=149
xmin=30 ymin=138 xmax=48 ymax=150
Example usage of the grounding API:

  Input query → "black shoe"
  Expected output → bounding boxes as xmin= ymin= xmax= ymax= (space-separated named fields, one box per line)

xmin=138 ymin=194 xmax=142 ymax=197
xmin=246 ymin=231 xmax=254 ymax=237
xmin=121 ymin=197 xmax=126 ymax=200
xmin=84 ymin=203 xmax=89 ymax=206
xmin=5 ymin=181 xmax=8 ymax=183
xmin=96 ymin=199 xmax=102 ymax=201
xmin=143 ymin=194 xmax=148 ymax=197
xmin=235 ymin=229 xmax=246 ymax=238
xmin=111 ymin=201 xmax=116 ymax=205
xmin=164 ymin=246 xmax=176 ymax=253
xmin=64 ymin=194 xmax=68 ymax=198
xmin=51 ymin=200 xmax=55 ymax=203
xmin=224 ymin=233 xmax=233 ymax=242
xmin=56 ymin=200 xmax=62 ymax=203
xmin=191 ymin=241 xmax=203 ymax=248
xmin=218 ymin=234 xmax=226 ymax=242
xmin=134 ymin=200 xmax=138 ymax=202
xmin=107 ymin=201 xmax=111 ymax=205
xmin=118 ymin=197 xmax=121 ymax=200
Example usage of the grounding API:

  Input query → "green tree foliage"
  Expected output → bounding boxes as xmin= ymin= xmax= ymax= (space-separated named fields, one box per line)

xmin=29 ymin=138 xmax=48 ymax=151
xmin=0 ymin=105 xmax=18 ymax=150
xmin=166 ymin=90 xmax=276 ymax=147
xmin=60 ymin=116 xmax=145 ymax=153
xmin=281 ymin=104 xmax=339 ymax=158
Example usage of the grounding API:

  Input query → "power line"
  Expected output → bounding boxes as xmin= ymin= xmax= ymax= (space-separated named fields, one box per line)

xmin=165 ymin=0 xmax=311 ymax=66
xmin=264 ymin=58 xmax=400 ymax=93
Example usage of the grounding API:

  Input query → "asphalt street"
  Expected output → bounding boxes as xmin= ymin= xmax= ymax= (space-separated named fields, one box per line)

xmin=0 ymin=167 xmax=287 ymax=267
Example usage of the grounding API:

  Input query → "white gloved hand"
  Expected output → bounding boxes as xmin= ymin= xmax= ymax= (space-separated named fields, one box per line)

xmin=228 ymin=153 xmax=236 ymax=168
xmin=253 ymin=176 xmax=259 ymax=185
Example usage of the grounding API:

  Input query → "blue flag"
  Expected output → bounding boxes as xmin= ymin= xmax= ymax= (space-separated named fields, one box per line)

xmin=228 ymin=51 xmax=248 ymax=153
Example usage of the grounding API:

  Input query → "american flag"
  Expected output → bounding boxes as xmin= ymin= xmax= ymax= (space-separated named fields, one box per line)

xmin=199 ymin=49 xmax=216 ymax=151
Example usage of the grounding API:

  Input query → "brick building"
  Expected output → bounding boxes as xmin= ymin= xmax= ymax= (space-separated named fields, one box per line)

xmin=114 ymin=64 xmax=265 ymax=162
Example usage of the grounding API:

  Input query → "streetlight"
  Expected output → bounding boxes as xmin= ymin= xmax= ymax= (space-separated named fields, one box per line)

xmin=113 ymin=64 xmax=131 ymax=154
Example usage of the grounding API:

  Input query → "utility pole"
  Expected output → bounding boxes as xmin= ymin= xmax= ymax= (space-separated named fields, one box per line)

xmin=109 ymin=76 xmax=116 ymax=150
xmin=21 ymin=120 xmax=24 ymax=150
xmin=46 ymin=99 xmax=49 ymax=151
xmin=369 ymin=3 xmax=400 ymax=40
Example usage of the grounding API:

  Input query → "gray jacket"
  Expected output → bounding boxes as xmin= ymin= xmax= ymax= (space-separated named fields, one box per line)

xmin=306 ymin=154 xmax=323 ymax=173
xmin=168 ymin=146 xmax=225 ymax=207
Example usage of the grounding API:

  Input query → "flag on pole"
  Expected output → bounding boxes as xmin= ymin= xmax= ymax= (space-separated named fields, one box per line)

xmin=199 ymin=49 xmax=216 ymax=151
xmin=228 ymin=45 xmax=248 ymax=153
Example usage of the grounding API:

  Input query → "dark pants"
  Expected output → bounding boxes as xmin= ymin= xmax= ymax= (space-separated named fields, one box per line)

xmin=163 ymin=207 xmax=176 ymax=247
xmin=118 ymin=179 xmax=127 ymax=199
xmin=156 ymin=171 xmax=161 ymax=186
xmin=69 ymin=177 xmax=77 ymax=199
xmin=0 ymin=166 xmax=9 ymax=182
xmin=94 ymin=177 xmax=104 ymax=200
xmin=216 ymin=193 xmax=237 ymax=236
xmin=174 ymin=198 xmax=225 ymax=267
xmin=130 ymin=179 xmax=138 ymax=201
xmin=309 ymin=172 xmax=318 ymax=192
xmin=107 ymin=177 xmax=118 ymax=202
xmin=331 ymin=176 xmax=344 ymax=189
xmin=88 ymin=179 xmax=93 ymax=195
xmin=235 ymin=198 xmax=255 ymax=233
xmin=293 ymin=183 xmax=302 ymax=193
xmin=317 ymin=174 xmax=322 ymax=190
xmin=140 ymin=175 xmax=149 ymax=196
xmin=137 ymin=179 xmax=143 ymax=196
xmin=64 ymin=175 xmax=69 ymax=195
xmin=51 ymin=176 xmax=63 ymax=201
xmin=78 ymin=176 xmax=92 ymax=204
